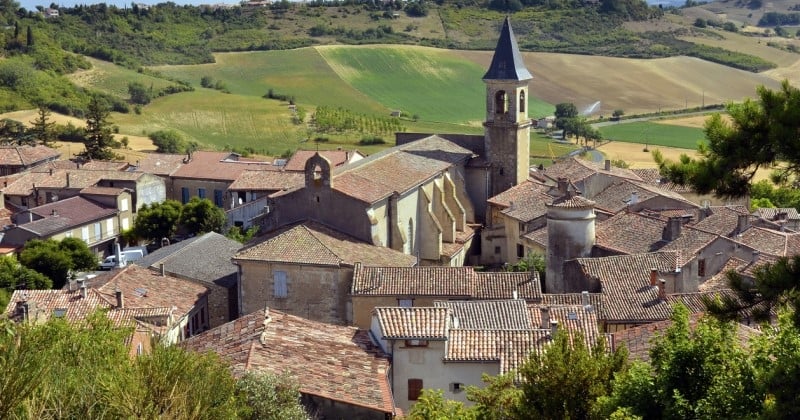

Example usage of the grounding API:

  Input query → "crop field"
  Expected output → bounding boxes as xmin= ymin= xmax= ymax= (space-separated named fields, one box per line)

xmin=68 ymin=58 xmax=178 ymax=99
xmin=598 ymin=121 xmax=706 ymax=150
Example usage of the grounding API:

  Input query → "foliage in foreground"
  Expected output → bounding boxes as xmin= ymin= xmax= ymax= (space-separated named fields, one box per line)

xmin=0 ymin=313 xmax=307 ymax=419
xmin=18 ymin=237 xmax=96 ymax=289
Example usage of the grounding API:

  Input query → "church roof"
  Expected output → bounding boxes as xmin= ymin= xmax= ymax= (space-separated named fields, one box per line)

xmin=483 ymin=17 xmax=533 ymax=81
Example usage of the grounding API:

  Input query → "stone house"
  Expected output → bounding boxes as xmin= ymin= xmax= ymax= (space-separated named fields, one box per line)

xmin=234 ymin=221 xmax=416 ymax=324
xmin=350 ymin=264 xmax=541 ymax=328
xmin=183 ymin=307 xmax=396 ymax=420
xmin=225 ymin=170 xmax=303 ymax=229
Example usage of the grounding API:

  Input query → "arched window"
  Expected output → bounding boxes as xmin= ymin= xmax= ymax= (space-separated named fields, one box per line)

xmin=495 ymin=90 xmax=508 ymax=115
xmin=519 ymin=90 xmax=526 ymax=113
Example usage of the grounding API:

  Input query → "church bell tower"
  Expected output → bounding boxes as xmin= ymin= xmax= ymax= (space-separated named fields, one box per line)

xmin=483 ymin=17 xmax=533 ymax=197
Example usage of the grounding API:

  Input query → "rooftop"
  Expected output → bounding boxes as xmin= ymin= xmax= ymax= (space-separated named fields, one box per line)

xmin=171 ymin=151 xmax=276 ymax=181
xmin=10 ymin=196 xmax=118 ymax=239
xmin=137 ymin=232 xmax=242 ymax=287
xmin=227 ymin=170 xmax=304 ymax=192
xmin=0 ymin=145 xmax=60 ymax=167
xmin=482 ymin=17 xmax=533 ymax=81
xmin=374 ymin=306 xmax=450 ymax=340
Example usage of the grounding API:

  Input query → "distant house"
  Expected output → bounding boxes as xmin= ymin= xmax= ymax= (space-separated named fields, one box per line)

xmin=0 ymin=145 xmax=60 ymax=176
xmin=43 ymin=8 xmax=59 ymax=18
xmin=183 ymin=307 xmax=396 ymax=419
xmin=3 ymin=190 xmax=134 ymax=256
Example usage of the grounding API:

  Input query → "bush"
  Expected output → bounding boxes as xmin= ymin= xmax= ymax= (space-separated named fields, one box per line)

xmin=149 ymin=129 xmax=186 ymax=153
xmin=359 ymin=136 xmax=386 ymax=145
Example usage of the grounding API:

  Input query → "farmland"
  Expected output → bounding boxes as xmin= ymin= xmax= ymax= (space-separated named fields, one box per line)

xmin=597 ymin=121 xmax=706 ymax=150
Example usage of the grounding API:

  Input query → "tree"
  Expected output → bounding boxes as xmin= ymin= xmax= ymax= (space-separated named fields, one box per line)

xmin=25 ymin=24 xmax=32 ymax=47
xmin=514 ymin=332 xmax=627 ymax=419
xmin=236 ymin=372 xmax=308 ymax=420
xmin=128 ymin=81 xmax=152 ymax=105
xmin=226 ymin=225 xmax=259 ymax=244
xmin=466 ymin=372 xmax=520 ymax=420
xmin=506 ymin=251 xmax=546 ymax=282
xmin=18 ymin=238 xmax=96 ymax=289
xmin=133 ymin=199 xmax=183 ymax=243
xmin=80 ymin=95 xmax=119 ymax=161
xmin=612 ymin=109 xmax=625 ymax=118
xmin=0 ymin=118 xmax=28 ymax=145
xmin=149 ymin=129 xmax=186 ymax=153
xmin=181 ymin=197 xmax=226 ymax=235
xmin=406 ymin=389 xmax=475 ymax=419
xmin=0 ymin=255 xmax=51 ymax=308
xmin=751 ymin=309 xmax=800 ymax=417
xmin=27 ymin=105 xmax=56 ymax=147
xmin=596 ymin=304 xmax=763 ymax=419
xmin=554 ymin=102 xmax=578 ymax=124
xmin=655 ymin=81 xmax=800 ymax=198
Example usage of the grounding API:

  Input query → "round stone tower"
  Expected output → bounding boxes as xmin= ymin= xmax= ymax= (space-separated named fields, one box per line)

xmin=545 ymin=193 xmax=596 ymax=293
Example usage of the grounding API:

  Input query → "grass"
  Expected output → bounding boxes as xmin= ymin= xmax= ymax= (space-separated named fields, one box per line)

xmin=68 ymin=58 xmax=178 ymax=99
xmin=598 ymin=121 xmax=706 ymax=149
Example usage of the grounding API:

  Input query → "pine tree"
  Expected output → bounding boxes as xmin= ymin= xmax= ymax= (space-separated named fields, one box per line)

xmin=28 ymin=106 xmax=56 ymax=147
xmin=80 ymin=96 xmax=118 ymax=161
xmin=26 ymin=25 xmax=32 ymax=47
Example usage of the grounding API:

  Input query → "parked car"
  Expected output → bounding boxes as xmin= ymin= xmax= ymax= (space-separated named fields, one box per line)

xmin=99 ymin=255 xmax=127 ymax=270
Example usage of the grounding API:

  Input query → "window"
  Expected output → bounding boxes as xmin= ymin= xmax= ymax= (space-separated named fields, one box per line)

xmin=81 ymin=226 xmax=89 ymax=241
xmin=494 ymin=246 xmax=501 ymax=255
xmin=94 ymin=222 xmax=102 ymax=240
xmin=408 ymin=379 xmax=423 ymax=401
xmin=519 ymin=222 xmax=526 ymax=233
xmin=517 ymin=244 xmax=524 ymax=258
xmin=214 ymin=189 xmax=223 ymax=207
xmin=121 ymin=217 xmax=130 ymax=231
xmin=404 ymin=339 xmax=428 ymax=347
xmin=494 ymin=90 xmax=508 ymax=115
xmin=519 ymin=90 xmax=526 ymax=113
xmin=65 ymin=231 xmax=73 ymax=238
xmin=106 ymin=219 xmax=114 ymax=237
xmin=120 ymin=198 xmax=129 ymax=212
xmin=273 ymin=271 xmax=288 ymax=298
xmin=398 ymin=299 xmax=413 ymax=307
xmin=698 ymin=258 xmax=706 ymax=277
xmin=198 ymin=188 xmax=206 ymax=199
xmin=181 ymin=187 xmax=190 ymax=204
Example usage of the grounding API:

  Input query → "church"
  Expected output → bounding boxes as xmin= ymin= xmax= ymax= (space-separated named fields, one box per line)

xmin=256 ymin=17 xmax=534 ymax=268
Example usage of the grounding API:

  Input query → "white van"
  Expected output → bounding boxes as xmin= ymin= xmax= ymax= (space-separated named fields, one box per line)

xmin=99 ymin=255 xmax=127 ymax=270
xmin=120 ymin=249 xmax=145 ymax=263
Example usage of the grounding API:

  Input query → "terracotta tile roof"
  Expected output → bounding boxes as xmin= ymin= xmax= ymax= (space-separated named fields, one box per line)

xmin=351 ymin=265 xmax=541 ymax=300
xmin=522 ymin=225 xmax=548 ymax=248
xmin=540 ymin=157 xmax=642 ymax=184
xmin=182 ymin=308 xmax=394 ymax=414
xmin=228 ymin=170 xmax=304 ymax=191
xmin=4 ymin=289 xmax=113 ymax=322
xmin=595 ymin=212 xmax=717 ymax=259
xmin=0 ymin=145 xmax=60 ymax=166
xmin=94 ymin=265 xmax=209 ymax=320
xmin=2 ymin=169 xmax=144 ymax=196
xmin=549 ymin=193 xmax=595 ymax=209
xmin=284 ymin=150 xmax=360 ymax=172
xmin=590 ymin=180 xmax=697 ymax=214
xmin=498 ymin=188 xmax=553 ymax=223
xmin=79 ymin=160 xmax=130 ymax=171
xmin=137 ymin=232 xmax=241 ymax=286
xmin=79 ymin=186 xmax=126 ymax=196
xmin=444 ymin=329 xmax=551 ymax=373
xmin=235 ymin=221 xmax=417 ymax=267
xmin=613 ymin=313 xmax=762 ymax=362
xmin=737 ymin=227 xmax=800 ymax=257
xmin=692 ymin=206 xmax=758 ymax=237
xmin=131 ymin=153 xmax=186 ymax=176
xmin=738 ymin=253 xmax=779 ymax=277
xmin=171 ymin=151 xmax=276 ymax=181
xmin=374 ymin=307 xmax=450 ymax=340
xmin=11 ymin=196 xmax=118 ymax=238
xmin=441 ymin=225 xmax=479 ymax=259
xmin=541 ymin=292 xmax=602 ymax=307
xmin=575 ymin=252 xmax=679 ymax=323
xmin=753 ymin=207 xmax=800 ymax=222
xmin=699 ymin=257 xmax=747 ymax=292
xmin=331 ymin=136 xmax=474 ymax=204
xmin=630 ymin=168 xmax=694 ymax=193
xmin=434 ymin=300 xmax=533 ymax=330
xmin=528 ymin=304 xmax=602 ymax=346
xmin=487 ymin=180 xmax=552 ymax=208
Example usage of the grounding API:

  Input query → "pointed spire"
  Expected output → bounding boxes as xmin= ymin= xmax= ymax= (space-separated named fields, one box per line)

xmin=483 ymin=17 xmax=533 ymax=81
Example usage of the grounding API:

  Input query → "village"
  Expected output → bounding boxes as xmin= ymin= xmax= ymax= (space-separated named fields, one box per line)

xmin=1 ymin=17 xmax=793 ymax=419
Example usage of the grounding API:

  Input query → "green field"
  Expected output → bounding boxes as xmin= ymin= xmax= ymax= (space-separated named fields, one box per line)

xmin=69 ymin=58 xmax=178 ymax=99
xmin=598 ymin=121 xmax=706 ymax=149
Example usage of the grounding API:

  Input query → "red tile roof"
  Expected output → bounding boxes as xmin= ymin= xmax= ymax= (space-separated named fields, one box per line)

xmin=283 ymin=150 xmax=361 ymax=172
xmin=351 ymin=265 xmax=541 ymax=300
xmin=171 ymin=151 xmax=276 ymax=181
xmin=234 ymin=221 xmax=417 ymax=267
xmin=590 ymin=180 xmax=697 ymax=214
xmin=132 ymin=153 xmax=186 ymax=176
xmin=182 ymin=308 xmax=395 ymax=415
xmin=374 ymin=306 xmax=450 ymax=340
xmin=737 ymin=227 xmax=800 ymax=257
xmin=228 ymin=170 xmax=304 ymax=191
xmin=539 ymin=157 xmax=642 ymax=184
xmin=12 ymin=196 xmax=118 ymax=238
xmin=0 ymin=145 xmax=60 ymax=166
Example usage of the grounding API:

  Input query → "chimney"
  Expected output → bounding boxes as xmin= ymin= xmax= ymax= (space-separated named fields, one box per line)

xmin=540 ymin=307 xmax=550 ymax=330
xmin=604 ymin=159 xmax=611 ymax=171
xmin=658 ymin=279 xmax=666 ymax=300
xmin=66 ymin=173 xmax=70 ymax=188
xmin=752 ymin=250 xmax=760 ymax=264
xmin=550 ymin=319 xmax=558 ymax=337
xmin=49 ymin=168 xmax=53 ymax=176
xmin=160 ymin=263 xmax=165 ymax=276
xmin=581 ymin=290 xmax=590 ymax=306
xmin=663 ymin=216 xmax=682 ymax=241
xmin=629 ymin=191 xmax=638 ymax=205
xmin=650 ymin=268 xmax=658 ymax=287
xmin=115 ymin=288 xmax=124 ymax=309
xmin=737 ymin=214 xmax=749 ymax=234
xmin=51 ymin=209 xmax=57 ymax=217
xmin=557 ymin=178 xmax=568 ymax=195
xmin=79 ymin=283 xmax=88 ymax=299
